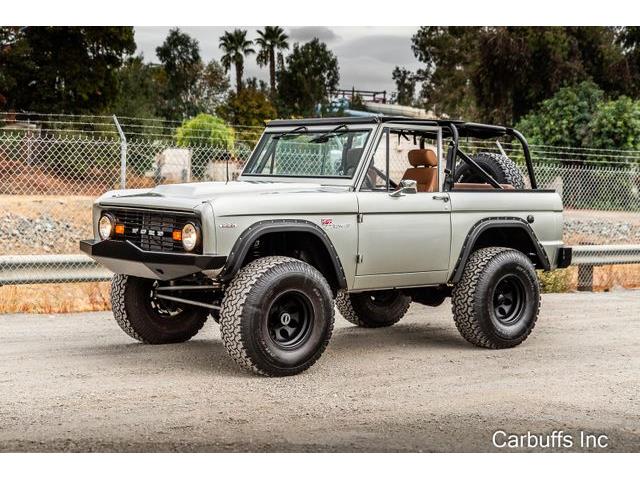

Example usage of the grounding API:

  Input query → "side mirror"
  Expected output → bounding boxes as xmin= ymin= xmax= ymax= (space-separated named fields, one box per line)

xmin=389 ymin=179 xmax=418 ymax=197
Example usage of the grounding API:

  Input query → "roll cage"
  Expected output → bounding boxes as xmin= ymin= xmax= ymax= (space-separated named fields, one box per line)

xmin=266 ymin=116 xmax=538 ymax=191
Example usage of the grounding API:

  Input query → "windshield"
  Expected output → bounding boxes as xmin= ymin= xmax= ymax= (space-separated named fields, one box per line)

xmin=242 ymin=128 xmax=372 ymax=178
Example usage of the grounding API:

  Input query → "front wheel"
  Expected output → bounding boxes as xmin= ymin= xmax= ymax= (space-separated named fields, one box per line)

xmin=111 ymin=274 xmax=209 ymax=344
xmin=219 ymin=256 xmax=335 ymax=376
xmin=336 ymin=289 xmax=411 ymax=328
xmin=451 ymin=247 xmax=540 ymax=348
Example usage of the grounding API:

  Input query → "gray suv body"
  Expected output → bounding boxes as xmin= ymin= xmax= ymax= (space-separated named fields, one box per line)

xmin=81 ymin=116 xmax=572 ymax=376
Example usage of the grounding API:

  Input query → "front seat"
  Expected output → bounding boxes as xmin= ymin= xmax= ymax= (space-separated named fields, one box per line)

xmin=344 ymin=148 xmax=363 ymax=176
xmin=402 ymin=148 xmax=438 ymax=192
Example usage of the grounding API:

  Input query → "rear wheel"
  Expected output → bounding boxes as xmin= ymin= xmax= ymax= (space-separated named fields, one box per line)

xmin=336 ymin=289 xmax=411 ymax=328
xmin=111 ymin=274 xmax=208 ymax=344
xmin=451 ymin=247 xmax=540 ymax=348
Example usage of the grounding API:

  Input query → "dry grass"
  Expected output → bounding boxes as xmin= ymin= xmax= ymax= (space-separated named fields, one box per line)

xmin=1 ymin=265 xmax=638 ymax=315
xmin=539 ymin=263 xmax=640 ymax=293
xmin=0 ymin=282 xmax=111 ymax=314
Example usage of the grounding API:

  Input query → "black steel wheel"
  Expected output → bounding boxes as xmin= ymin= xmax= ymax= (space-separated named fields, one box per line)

xmin=492 ymin=274 xmax=526 ymax=327
xmin=267 ymin=291 xmax=313 ymax=348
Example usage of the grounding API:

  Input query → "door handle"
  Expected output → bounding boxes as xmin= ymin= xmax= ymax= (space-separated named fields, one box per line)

xmin=432 ymin=195 xmax=449 ymax=202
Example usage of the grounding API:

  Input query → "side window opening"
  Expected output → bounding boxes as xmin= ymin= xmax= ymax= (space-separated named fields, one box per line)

xmin=360 ymin=127 xmax=440 ymax=192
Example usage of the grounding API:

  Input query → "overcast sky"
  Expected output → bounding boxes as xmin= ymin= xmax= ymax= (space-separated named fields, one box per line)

xmin=134 ymin=26 xmax=422 ymax=93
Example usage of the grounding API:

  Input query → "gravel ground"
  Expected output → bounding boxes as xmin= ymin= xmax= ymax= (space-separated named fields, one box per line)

xmin=0 ymin=291 xmax=638 ymax=453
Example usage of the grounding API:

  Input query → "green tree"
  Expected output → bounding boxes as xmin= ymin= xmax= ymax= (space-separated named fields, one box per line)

xmin=516 ymin=81 xmax=604 ymax=148
xmin=255 ymin=26 xmax=289 ymax=94
xmin=217 ymin=86 xmax=276 ymax=143
xmin=586 ymin=96 xmax=640 ymax=151
xmin=185 ymin=60 xmax=230 ymax=114
xmin=109 ymin=55 xmax=161 ymax=119
xmin=156 ymin=28 xmax=202 ymax=120
xmin=0 ymin=26 xmax=135 ymax=113
xmin=391 ymin=66 xmax=417 ymax=106
xmin=411 ymin=27 xmax=481 ymax=119
xmin=618 ymin=26 xmax=640 ymax=97
xmin=410 ymin=26 xmax=635 ymax=124
xmin=277 ymin=38 xmax=339 ymax=117
xmin=219 ymin=29 xmax=255 ymax=93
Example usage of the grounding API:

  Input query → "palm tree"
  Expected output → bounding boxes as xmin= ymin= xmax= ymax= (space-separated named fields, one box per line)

xmin=219 ymin=29 xmax=255 ymax=92
xmin=255 ymin=26 xmax=289 ymax=94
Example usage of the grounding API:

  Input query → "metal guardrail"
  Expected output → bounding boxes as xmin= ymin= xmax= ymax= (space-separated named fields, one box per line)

xmin=571 ymin=244 xmax=640 ymax=265
xmin=1 ymin=245 xmax=639 ymax=287
xmin=572 ymin=244 xmax=640 ymax=292
xmin=0 ymin=254 xmax=111 ymax=285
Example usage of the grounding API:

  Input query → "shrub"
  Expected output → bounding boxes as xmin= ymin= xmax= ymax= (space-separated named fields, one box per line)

xmin=538 ymin=269 xmax=573 ymax=293
xmin=175 ymin=114 xmax=235 ymax=179
xmin=176 ymin=113 xmax=235 ymax=148
xmin=516 ymin=81 xmax=604 ymax=149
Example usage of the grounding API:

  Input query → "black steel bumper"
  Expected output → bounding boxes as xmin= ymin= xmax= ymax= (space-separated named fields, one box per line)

xmin=80 ymin=239 xmax=227 ymax=281
xmin=556 ymin=247 xmax=572 ymax=269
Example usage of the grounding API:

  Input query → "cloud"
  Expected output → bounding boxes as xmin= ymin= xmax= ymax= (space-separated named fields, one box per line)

xmin=335 ymin=34 xmax=417 ymax=65
xmin=288 ymin=27 xmax=340 ymax=44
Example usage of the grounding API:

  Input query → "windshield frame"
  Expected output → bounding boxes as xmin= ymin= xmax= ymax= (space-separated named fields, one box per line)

xmin=238 ymin=123 xmax=379 ymax=186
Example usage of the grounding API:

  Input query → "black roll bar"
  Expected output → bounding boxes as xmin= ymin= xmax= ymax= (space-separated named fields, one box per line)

xmin=508 ymin=128 xmax=538 ymax=189
xmin=443 ymin=123 xmax=538 ymax=191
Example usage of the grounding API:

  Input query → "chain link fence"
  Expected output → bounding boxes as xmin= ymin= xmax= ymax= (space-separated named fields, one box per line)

xmin=1 ymin=113 xmax=639 ymax=290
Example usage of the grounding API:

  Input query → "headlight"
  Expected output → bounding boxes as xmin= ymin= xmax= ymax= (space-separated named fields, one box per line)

xmin=181 ymin=222 xmax=200 ymax=252
xmin=98 ymin=214 xmax=114 ymax=240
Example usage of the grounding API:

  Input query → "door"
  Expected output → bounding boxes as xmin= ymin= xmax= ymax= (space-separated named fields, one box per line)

xmin=354 ymin=126 xmax=451 ymax=289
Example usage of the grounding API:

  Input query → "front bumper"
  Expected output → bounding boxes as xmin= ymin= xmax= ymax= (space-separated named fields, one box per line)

xmin=80 ymin=239 xmax=226 ymax=281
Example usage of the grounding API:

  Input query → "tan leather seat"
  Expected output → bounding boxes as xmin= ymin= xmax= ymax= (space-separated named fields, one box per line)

xmin=402 ymin=148 xmax=438 ymax=192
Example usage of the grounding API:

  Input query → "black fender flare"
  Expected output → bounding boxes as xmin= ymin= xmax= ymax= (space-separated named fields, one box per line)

xmin=449 ymin=217 xmax=551 ymax=284
xmin=219 ymin=219 xmax=348 ymax=289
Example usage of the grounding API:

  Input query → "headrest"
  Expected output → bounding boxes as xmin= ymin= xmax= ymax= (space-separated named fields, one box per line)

xmin=408 ymin=148 xmax=438 ymax=167
xmin=345 ymin=148 xmax=363 ymax=169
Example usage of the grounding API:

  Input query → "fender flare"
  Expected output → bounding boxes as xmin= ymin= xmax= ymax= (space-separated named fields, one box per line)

xmin=449 ymin=217 xmax=550 ymax=284
xmin=219 ymin=219 xmax=348 ymax=289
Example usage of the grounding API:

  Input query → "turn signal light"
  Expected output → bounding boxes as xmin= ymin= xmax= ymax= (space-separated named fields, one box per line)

xmin=114 ymin=224 xmax=125 ymax=235
xmin=172 ymin=230 xmax=182 ymax=241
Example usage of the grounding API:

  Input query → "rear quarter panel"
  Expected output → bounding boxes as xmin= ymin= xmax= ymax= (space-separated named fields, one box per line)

xmin=448 ymin=191 xmax=564 ymax=274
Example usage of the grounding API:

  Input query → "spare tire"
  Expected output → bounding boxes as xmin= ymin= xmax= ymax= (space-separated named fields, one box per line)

xmin=455 ymin=152 xmax=525 ymax=189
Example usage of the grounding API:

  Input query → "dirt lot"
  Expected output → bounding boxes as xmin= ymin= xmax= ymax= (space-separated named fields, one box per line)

xmin=0 ymin=291 xmax=638 ymax=452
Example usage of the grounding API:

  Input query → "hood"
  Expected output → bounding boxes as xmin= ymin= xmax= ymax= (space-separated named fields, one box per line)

xmin=97 ymin=181 xmax=351 ymax=211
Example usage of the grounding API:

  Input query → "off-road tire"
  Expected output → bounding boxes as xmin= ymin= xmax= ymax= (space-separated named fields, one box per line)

xmin=451 ymin=247 xmax=540 ymax=349
xmin=219 ymin=256 xmax=334 ymax=376
xmin=336 ymin=289 xmax=411 ymax=328
xmin=455 ymin=152 xmax=525 ymax=189
xmin=111 ymin=274 xmax=208 ymax=344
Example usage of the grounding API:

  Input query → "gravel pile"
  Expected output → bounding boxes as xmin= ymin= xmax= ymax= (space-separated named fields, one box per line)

xmin=564 ymin=218 xmax=640 ymax=243
xmin=0 ymin=212 xmax=91 ymax=255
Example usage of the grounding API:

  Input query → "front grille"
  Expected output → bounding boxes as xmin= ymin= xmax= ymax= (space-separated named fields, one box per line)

xmin=106 ymin=209 xmax=199 ymax=253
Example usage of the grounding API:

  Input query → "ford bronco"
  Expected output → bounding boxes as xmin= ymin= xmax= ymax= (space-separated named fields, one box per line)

xmin=80 ymin=117 xmax=572 ymax=376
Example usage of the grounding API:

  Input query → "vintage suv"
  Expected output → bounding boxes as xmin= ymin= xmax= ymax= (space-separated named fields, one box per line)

xmin=81 ymin=117 xmax=572 ymax=376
